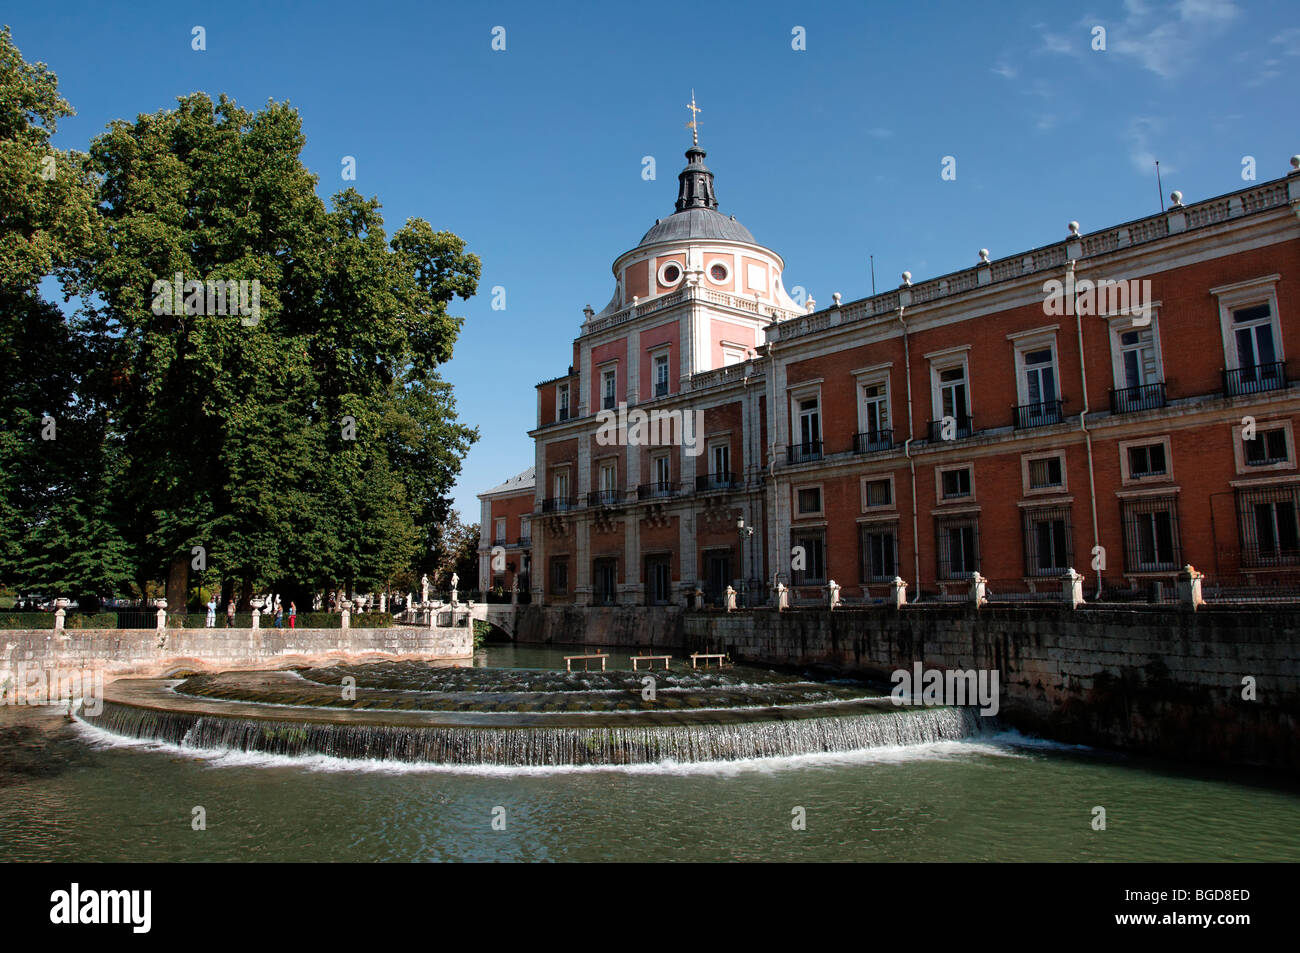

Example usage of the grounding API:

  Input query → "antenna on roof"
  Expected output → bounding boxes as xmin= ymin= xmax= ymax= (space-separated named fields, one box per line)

xmin=1155 ymin=160 xmax=1165 ymax=212
xmin=870 ymin=255 xmax=876 ymax=296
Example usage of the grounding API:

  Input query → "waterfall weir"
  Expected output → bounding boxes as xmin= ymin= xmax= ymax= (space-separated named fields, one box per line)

xmin=80 ymin=662 xmax=988 ymax=767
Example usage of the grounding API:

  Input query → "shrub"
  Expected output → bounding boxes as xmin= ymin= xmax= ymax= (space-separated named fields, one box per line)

xmin=0 ymin=613 xmax=54 ymax=629
xmin=64 ymin=612 xmax=118 ymax=629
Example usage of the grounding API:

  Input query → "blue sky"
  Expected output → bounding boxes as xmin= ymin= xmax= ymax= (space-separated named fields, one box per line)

xmin=10 ymin=0 xmax=1298 ymax=519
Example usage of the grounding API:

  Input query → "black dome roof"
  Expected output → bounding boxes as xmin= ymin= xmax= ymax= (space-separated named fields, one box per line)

xmin=637 ymin=207 xmax=757 ymax=247
xmin=633 ymin=145 xmax=758 ymax=250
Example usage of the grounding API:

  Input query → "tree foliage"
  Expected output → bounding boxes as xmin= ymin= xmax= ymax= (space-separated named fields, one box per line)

xmin=0 ymin=30 xmax=479 ymax=605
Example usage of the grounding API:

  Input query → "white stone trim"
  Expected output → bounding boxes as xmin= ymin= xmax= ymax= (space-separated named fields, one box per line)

xmin=1232 ymin=417 xmax=1296 ymax=475
xmin=1117 ymin=434 xmax=1174 ymax=486
xmin=1021 ymin=449 xmax=1068 ymax=496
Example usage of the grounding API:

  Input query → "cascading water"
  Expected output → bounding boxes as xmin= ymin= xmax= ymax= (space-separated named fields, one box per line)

xmin=83 ymin=701 xmax=982 ymax=766
xmin=79 ymin=661 xmax=989 ymax=767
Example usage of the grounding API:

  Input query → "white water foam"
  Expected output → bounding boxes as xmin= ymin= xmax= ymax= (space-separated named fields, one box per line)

xmin=72 ymin=712 xmax=1035 ymax=778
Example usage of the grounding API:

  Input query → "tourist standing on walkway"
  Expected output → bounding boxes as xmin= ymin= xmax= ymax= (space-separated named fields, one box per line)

xmin=226 ymin=599 xmax=235 ymax=627
xmin=274 ymin=601 xmax=283 ymax=628
xmin=288 ymin=601 xmax=297 ymax=629
xmin=205 ymin=598 xmax=217 ymax=628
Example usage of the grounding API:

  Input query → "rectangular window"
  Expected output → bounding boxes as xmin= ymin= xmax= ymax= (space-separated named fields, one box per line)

xmin=554 ymin=470 xmax=570 ymax=501
xmin=1245 ymin=429 xmax=1289 ymax=466
xmin=711 ymin=441 xmax=730 ymax=477
xmin=520 ymin=518 xmax=531 ymax=543
xmin=1236 ymin=485 xmax=1300 ymax=567
xmin=653 ymin=452 xmax=671 ymax=487
xmin=792 ymin=530 xmax=826 ymax=585
xmin=862 ymin=382 xmax=889 ymax=436
xmin=645 ymin=555 xmax=672 ymax=605
xmin=936 ymin=517 xmax=979 ymax=579
xmin=798 ymin=397 xmax=821 ymax=451
xmin=597 ymin=462 xmax=617 ymax=501
xmin=1022 ymin=346 xmax=1057 ymax=405
xmin=1127 ymin=443 xmax=1168 ymax=479
xmin=557 ymin=384 xmax=570 ymax=421
xmin=796 ymin=486 xmax=822 ymax=515
xmin=549 ymin=557 xmax=569 ymax=595
xmin=593 ymin=558 xmax=618 ymax=606
xmin=941 ymin=467 xmax=972 ymax=499
xmin=1233 ymin=303 xmax=1278 ymax=370
xmin=938 ymin=365 xmax=970 ymax=425
xmin=1023 ymin=506 xmax=1072 ymax=576
xmin=1120 ymin=327 xmax=1158 ymax=389
xmin=1028 ymin=457 xmax=1063 ymax=489
xmin=654 ymin=353 xmax=670 ymax=397
xmin=865 ymin=478 xmax=892 ymax=507
xmin=494 ymin=517 xmax=506 ymax=544
xmin=602 ymin=367 xmax=617 ymax=410
xmin=1120 ymin=497 xmax=1181 ymax=572
xmin=704 ymin=550 xmax=732 ymax=606
xmin=859 ymin=526 xmax=897 ymax=583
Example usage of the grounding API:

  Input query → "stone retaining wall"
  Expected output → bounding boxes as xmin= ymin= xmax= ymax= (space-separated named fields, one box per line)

xmin=512 ymin=604 xmax=684 ymax=648
xmin=684 ymin=604 xmax=1300 ymax=772
xmin=0 ymin=625 xmax=473 ymax=704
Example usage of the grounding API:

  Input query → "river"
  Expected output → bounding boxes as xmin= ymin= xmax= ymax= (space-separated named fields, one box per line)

xmin=1 ymin=644 xmax=1296 ymax=862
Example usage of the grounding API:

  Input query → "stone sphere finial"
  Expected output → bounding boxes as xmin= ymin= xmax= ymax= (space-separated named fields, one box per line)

xmin=901 ymin=271 xmax=911 ymax=286
xmin=978 ymin=248 xmax=990 ymax=263
xmin=1291 ymin=155 xmax=1299 ymax=170
xmin=1068 ymin=221 xmax=1080 ymax=236
xmin=1170 ymin=190 xmax=1183 ymax=207
xmin=832 ymin=292 xmax=841 ymax=306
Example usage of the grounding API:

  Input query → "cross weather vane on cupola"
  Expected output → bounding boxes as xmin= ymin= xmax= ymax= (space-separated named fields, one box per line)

xmin=686 ymin=90 xmax=702 ymax=146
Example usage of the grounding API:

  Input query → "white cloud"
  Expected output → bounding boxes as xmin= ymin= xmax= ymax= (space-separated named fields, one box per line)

xmin=1041 ymin=31 xmax=1075 ymax=55
xmin=991 ymin=61 xmax=1019 ymax=79
xmin=1110 ymin=0 xmax=1240 ymax=78
xmin=1270 ymin=27 xmax=1300 ymax=56
xmin=865 ymin=127 xmax=893 ymax=139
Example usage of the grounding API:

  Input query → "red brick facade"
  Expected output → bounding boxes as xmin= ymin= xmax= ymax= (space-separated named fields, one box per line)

xmin=506 ymin=151 xmax=1300 ymax=608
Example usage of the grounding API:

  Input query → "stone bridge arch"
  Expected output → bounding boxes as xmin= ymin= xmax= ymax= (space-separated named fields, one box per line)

xmin=478 ymin=603 xmax=518 ymax=640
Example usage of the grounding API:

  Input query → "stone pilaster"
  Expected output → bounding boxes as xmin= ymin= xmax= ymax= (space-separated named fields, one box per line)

xmin=574 ymin=515 xmax=591 ymax=605
xmin=622 ymin=512 xmax=643 ymax=605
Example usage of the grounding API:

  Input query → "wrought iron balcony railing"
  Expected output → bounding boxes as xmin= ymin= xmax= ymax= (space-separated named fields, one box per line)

xmin=1223 ymin=361 xmax=1287 ymax=397
xmin=1110 ymin=381 xmax=1167 ymax=414
xmin=655 ymin=381 xmax=669 ymax=397
xmin=695 ymin=471 xmax=736 ymax=491
xmin=637 ymin=481 xmax=680 ymax=501
xmin=1013 ymin=400 xmax=1064 ymax=429
xmin=786 ymin=440 xmax=823 ymax=464
xmin=586 ymin=489 xmax=625 ymax=506
xmin=927 ymin=417 xmax=975 ymax=442
xmin=540 ymin=497 xmax=577 ymax=513
xmin=853 ymin=429 xmax=894 ymax=453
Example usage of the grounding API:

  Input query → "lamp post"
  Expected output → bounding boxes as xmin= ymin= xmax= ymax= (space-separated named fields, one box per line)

xmin=737 ymin=516 xmax=755 ymax=608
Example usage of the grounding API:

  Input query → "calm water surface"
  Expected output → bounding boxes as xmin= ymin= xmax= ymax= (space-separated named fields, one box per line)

xmin=0 ymin=644 xmax=1296 ymax=862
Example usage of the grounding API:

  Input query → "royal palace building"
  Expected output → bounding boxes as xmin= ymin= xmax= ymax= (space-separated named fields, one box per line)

xmin=481 ymin=137 xmax=1300 ymax=609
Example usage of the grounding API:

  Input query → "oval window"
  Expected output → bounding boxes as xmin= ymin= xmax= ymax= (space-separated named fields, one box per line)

xmin=709 ymin=263 xmax=729 ymax=283
xmin=660 ymin=263 xmax=681 ymax=285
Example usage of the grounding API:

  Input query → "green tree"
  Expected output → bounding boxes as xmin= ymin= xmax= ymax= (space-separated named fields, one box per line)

xmin=428 ymin=512 xmax=481 ymax=592
xmin=82 ymin=92 xmax=479 ymax=606
xmin=0 ymin=26 xmax=130 ymax=602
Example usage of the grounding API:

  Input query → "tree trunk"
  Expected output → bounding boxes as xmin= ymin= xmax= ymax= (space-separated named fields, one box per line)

xmin=166 ymin=554 xmax=188 ymax=614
